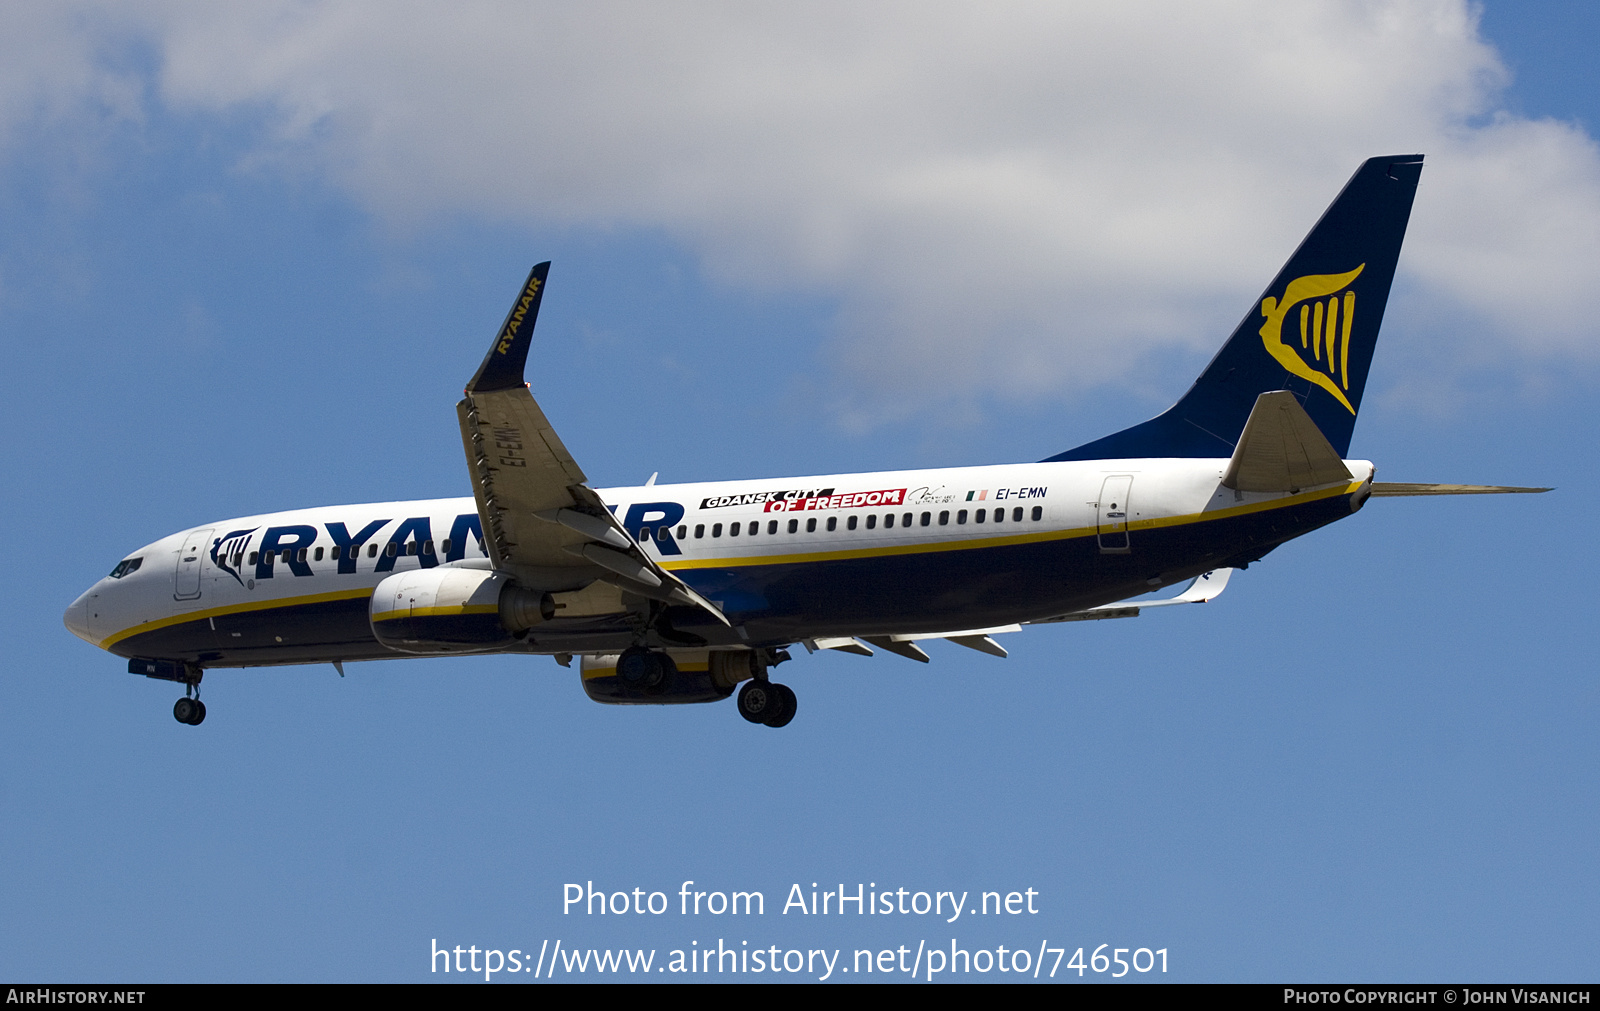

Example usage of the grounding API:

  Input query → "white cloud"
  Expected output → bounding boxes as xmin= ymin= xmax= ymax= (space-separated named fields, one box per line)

xmin=0 ymin=6 xmax=142 ymax=156
xmin=12 ymin=1 xmax=1600 ymax=420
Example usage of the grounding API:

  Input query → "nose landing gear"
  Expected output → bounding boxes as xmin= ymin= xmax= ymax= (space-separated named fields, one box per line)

xmin=130 ymin=658 xmax=208 ymax=725
xmin=173 ymin=678 xmax=205 ymax=726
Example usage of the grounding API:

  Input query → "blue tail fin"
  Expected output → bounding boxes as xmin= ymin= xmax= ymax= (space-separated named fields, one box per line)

xmin=1045 ymin=155 xmax=1422 ymax=462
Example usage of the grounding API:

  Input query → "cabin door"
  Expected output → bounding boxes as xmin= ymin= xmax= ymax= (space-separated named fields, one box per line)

xmin=1096 ymin=477 xmax=1133 ymax=554
xmin=173 ymin=528 xmax=212 ymax=601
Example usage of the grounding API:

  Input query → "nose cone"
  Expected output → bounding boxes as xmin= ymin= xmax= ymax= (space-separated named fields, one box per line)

xmin=64 ymin=590 xmax=98 ymax=645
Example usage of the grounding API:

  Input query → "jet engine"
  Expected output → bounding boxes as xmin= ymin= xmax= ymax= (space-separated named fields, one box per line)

xmin=370 ymin=567 xmax=554 ymax=654
xmin=580 ymin=649 xmax=762 ymax=705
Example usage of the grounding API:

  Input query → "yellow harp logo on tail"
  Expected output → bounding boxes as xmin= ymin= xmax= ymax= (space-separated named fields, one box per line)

xmin=1258 ymin=264 xmax=1364 ymax=414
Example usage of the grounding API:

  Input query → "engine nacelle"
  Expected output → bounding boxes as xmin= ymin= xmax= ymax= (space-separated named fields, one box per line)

xmin=580 ymin=649 xmax=761 ymax=705
xmin=370 ymin=567 xmax=553 ymax=654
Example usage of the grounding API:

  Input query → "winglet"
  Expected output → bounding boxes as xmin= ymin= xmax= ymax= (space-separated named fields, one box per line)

xmin=467 ymin=262 xmax=551 ymax=393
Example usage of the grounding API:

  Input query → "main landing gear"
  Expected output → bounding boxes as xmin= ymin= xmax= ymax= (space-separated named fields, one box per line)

xmin=613 ymin=643 xmax=799 ymax=727
xmin=737 ymin=680 xmax=796 ymax=727
xmin=737 ymin=675 xmax=796 ymax=729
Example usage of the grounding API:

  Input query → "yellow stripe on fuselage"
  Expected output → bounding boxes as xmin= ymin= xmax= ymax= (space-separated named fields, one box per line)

xmin=99 ymin=587 xmax=375 ymax=650
xmin=656 ymin=481 xmax=1362 ymax=572
xmin=102 ymin=481 xmax=1361 ymax=648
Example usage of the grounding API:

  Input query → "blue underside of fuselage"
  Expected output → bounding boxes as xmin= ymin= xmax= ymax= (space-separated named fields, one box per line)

xmin=110 ymin=492 xmax=1356 ymax=667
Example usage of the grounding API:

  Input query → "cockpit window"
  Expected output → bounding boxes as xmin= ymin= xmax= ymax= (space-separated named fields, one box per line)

xmin=109 ymin=557 xmax=143 ymax=579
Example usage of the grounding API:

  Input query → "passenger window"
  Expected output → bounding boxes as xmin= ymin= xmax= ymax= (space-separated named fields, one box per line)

xmin=407 ymin=542 xmax=418 ymax=556
xmin=1013 ymin=507 xmax=1024 ymax=522
xmin=993 ymin=509 xmax=1004 ymax=523
xmin=806 ymin=518 xmax=817 ymax=533
xmin=884 ymin=514 xmax=894 ymax=528
xmin=729 ymin=522 xmax=739 ymax=537
xmin=677 ymin=525 xmax=687 ymax=540
xmin=695 ymin=524 xmax=705 ymax=538
xmin=768 ymin=520 xmax=778 ymax=535
xmin=712 ymin=523 xmax=722 ymax=538
xmin=298 ymin=548 xmax=309 ymax=562
xmin=248 ymin=551 xmax=259 ymax=565
xmin=314 ymin=547 xmax=324 ymax=561
xmin=639 ymin=526 xmax=652 ymax=542
xmin=847 ymin=515 xmax=857 ymax=530
xmin=938 ymin=511 xmax=949 ymax=525
xmin=423 ymin=539 xmax=435 ymax=555
xmin=866 ymin=514 xmax=876 ymax=529
xmin=1032 ymin=506 xmax=1043 ymax=521
xmin=976 ymin=508 xmax=986 ymax=523
xmin=920 ymin=512 xmax=931 ymax=527
xmin=826 ymin=517 xmax=837 ymax=532
xmin=384 ymin=543 xmax=396 ymax=557
xmin=440 ymin=540 xmax=451 ymax=555
xmin=903 ymin=513 xmax=913 ymax=527
xmin=283 ymin=549 xmax=294 ymax=563
xmin=788 ymin=519 xmax=798 ymax=534
xmin=957 ymin=510 xmax=967 ymax=524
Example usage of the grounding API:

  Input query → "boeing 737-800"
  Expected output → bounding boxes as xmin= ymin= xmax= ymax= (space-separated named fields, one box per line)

xmin=63 ymin=154 xmax=1546 ymax=727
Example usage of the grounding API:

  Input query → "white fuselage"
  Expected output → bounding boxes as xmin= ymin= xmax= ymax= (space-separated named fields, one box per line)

xmin=65 ymin=456 xmax=1373 ymax=666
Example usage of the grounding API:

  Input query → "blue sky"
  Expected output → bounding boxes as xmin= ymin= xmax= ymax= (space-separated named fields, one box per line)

xmin=3 ymin=2 xmax=1598 ymax=982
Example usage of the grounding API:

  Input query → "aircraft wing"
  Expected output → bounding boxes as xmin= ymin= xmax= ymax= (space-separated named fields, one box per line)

xmin=805 ymin=627 xmax=1020 ymax=662
xmin=458 ymin=263 xmax=729 ymax=624
xmin=1031 ymin=568 xmax=1235 ymax=624
xmin=804 ymin=570 xmax=1235 ymax=662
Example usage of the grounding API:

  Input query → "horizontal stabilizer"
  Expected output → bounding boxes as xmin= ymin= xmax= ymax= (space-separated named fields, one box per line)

xmin=1369 ymin=483 xmax=1552 ymax=496
xmin=1222 ymin=391 xmax=1352 ymax=493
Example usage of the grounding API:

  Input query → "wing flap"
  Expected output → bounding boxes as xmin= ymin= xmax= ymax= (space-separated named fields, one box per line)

xmin=805 ymin=636 xmax=876 ymax=656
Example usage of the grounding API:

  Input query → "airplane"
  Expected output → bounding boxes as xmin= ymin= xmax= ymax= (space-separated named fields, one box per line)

xmin=64 ymin=153 xmax=1548 ymax=728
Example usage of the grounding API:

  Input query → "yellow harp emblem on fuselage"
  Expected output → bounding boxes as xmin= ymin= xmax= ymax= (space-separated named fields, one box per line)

xmin=1258 ymin=264 xmax=1364 ymax=414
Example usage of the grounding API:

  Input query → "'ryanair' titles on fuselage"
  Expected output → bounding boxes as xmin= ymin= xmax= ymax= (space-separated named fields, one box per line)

xmin=208 ymin=512 xmax=486 ymax=584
